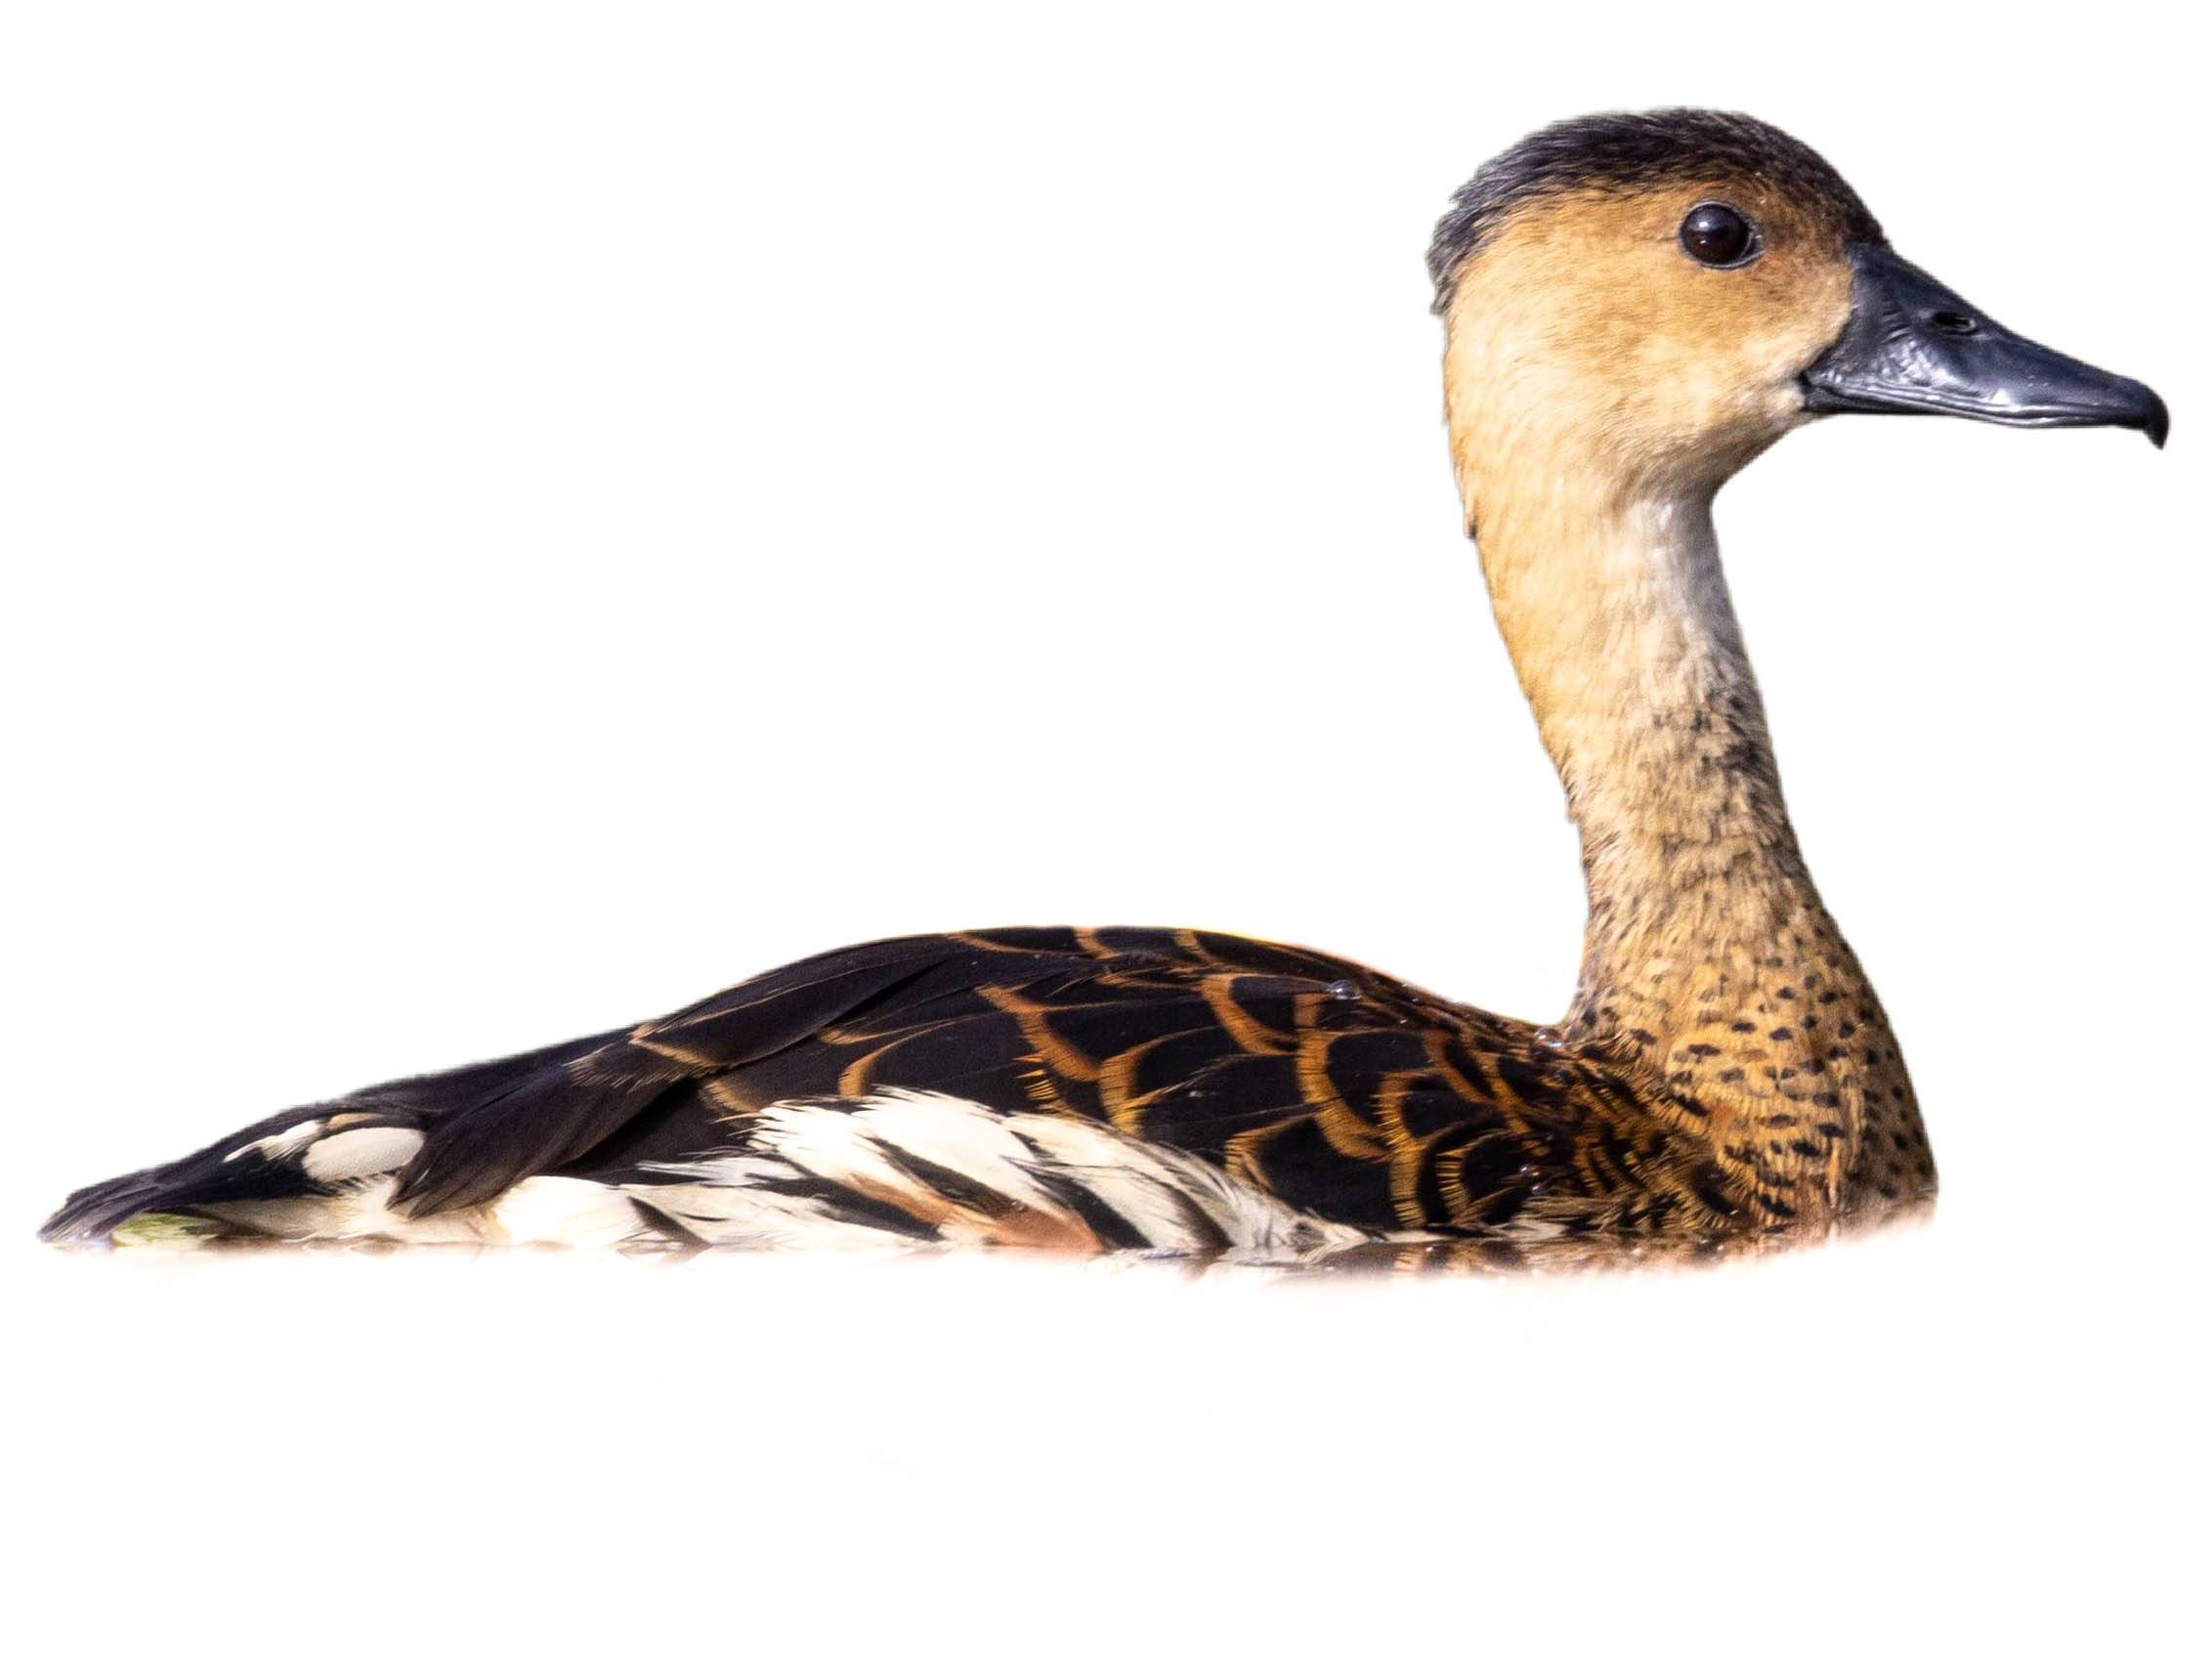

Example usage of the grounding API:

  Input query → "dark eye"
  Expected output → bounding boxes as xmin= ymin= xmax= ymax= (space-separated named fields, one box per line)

xmin=1679 ymin=201 xmax=1761 ymax=268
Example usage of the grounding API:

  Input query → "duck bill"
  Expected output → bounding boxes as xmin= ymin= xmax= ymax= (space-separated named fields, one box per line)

xmin=1801 ymin=243 xmax=2169 ymax=447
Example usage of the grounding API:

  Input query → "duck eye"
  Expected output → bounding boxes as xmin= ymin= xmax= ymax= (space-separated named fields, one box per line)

xmin=1679 ymin=202 xmax=1760 ymax=268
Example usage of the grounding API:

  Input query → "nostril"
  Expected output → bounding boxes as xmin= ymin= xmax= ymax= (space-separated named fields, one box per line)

xmin=1930 ymin=310 xmax=1980 ymax=337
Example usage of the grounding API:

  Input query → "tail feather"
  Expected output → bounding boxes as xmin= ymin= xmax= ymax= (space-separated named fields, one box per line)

xmin=38 ymin=1103 xmax=428 ymax=1245
xmin=40 ymin=1025 xmax=633 ymax=1246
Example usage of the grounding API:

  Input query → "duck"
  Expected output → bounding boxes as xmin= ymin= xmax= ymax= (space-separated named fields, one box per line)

xmin=43 ymin=108 xmax=2167 ymax=1261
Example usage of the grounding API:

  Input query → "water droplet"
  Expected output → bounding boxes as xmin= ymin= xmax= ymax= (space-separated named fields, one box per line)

xmin=1325 ymin=979 xmax=1358 ymax=1001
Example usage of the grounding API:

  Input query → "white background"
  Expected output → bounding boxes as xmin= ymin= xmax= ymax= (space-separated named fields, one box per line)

xmin=4 ymin=3 xmax=2204 ymax=1653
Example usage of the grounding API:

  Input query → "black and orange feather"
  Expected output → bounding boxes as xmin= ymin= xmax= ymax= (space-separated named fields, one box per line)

xmin=43 ymin=927 xmax=1746 ymax=1248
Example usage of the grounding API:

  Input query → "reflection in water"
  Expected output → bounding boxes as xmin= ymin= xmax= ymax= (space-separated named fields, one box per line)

xmin=97 ymin=1199 xmax=1935 ymax=1277
xmin=1201 ymin=1201 xmax=1935 ymax=1277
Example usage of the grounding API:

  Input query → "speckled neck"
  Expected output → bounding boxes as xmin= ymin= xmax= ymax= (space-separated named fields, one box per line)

xmin=1471 ymin=484 xmax=1936 ymax=1219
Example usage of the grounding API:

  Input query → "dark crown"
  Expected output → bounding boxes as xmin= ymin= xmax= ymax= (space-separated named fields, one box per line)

xmin=1427 ymin=109 xmax=1885 ymax=314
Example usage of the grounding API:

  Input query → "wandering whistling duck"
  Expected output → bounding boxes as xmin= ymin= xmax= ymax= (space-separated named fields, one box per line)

xmin=44 ymin=110 xmax=2167 ymax=1262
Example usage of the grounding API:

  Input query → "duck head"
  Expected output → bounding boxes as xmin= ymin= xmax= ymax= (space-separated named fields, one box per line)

xmin=1430 ymin=110 xmax=2167 ymax=515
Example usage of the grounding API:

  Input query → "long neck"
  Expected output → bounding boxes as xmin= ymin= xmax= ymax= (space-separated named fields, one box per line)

xmin=1472 ymin=479 xmax=1935 ymax=1217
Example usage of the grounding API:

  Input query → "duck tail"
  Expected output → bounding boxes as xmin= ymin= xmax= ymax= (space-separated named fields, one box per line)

xmin=38 ymin=1101 xmax=442 ymax=1248
xmin=38 ymin=1028 xmax=624 ymax=1248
